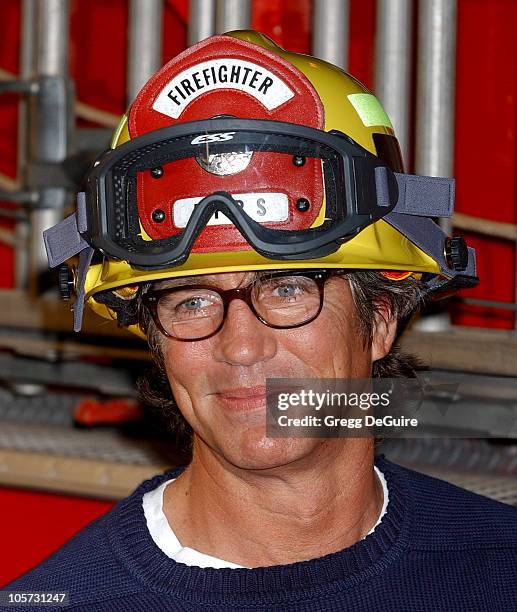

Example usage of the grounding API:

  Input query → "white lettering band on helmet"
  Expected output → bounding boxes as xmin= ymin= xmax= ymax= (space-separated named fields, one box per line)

xmin=153 ymin=59 xmax=295 ymax=119
xmin=173 ymin=192 xmax=289 ymax=228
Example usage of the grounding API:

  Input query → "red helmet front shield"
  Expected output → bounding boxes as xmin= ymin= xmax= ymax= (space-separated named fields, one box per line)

xmin=128 ymin=35 xmax=325 ymax=253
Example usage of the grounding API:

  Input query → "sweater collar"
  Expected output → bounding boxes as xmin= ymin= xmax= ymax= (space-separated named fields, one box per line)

xmin=107 ymin=454 xmax=411 ymax=606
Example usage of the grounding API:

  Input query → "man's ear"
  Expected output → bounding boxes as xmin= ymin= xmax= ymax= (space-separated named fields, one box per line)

xmin=371 ymin=301 xmax=398 ymax=362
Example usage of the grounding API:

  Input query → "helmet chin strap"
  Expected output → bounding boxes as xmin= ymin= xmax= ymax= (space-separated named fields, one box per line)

xmin=73 ymin=247 xmax=95 ymax=332
xmin=384 ymin=212 xmax=476 ymax=277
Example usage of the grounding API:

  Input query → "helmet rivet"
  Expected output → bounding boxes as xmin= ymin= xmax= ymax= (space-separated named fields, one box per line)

xmin=296 ymin=198 xmax=310 ymax=212
xmin=292 ymin=155 xmax=306 ymax=167
xmin=150 ymin=166 xmax=164 ymax=179
xmin=152 ymin=209 xmax=166 ymax=223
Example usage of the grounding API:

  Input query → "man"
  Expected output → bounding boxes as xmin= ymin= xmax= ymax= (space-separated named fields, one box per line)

xmin=4 ymin=31 xmax=516 ymax=611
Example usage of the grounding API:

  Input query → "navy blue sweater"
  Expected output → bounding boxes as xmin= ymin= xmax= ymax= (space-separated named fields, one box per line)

xmin=3 ymin=454 xmax=517 ymax=611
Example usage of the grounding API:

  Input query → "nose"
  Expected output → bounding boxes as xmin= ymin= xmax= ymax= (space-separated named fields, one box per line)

xmin=213 ymin=297 xmax=277 ymax=367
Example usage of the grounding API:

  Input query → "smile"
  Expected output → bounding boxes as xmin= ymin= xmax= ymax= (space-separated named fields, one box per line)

xmin=213 ymin=386 xmax=268 ymax=413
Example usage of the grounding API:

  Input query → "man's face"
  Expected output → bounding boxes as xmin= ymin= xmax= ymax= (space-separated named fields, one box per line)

xmin=158 ymin=271 xmax=395 ymax=470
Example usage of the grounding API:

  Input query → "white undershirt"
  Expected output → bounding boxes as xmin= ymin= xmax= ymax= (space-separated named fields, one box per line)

xmin=143 ymin=465 xmax=389 ymax=569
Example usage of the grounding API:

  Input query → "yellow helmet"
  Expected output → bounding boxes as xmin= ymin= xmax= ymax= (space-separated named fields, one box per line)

xmin=44 ymin=30 xmax=477 ymax=337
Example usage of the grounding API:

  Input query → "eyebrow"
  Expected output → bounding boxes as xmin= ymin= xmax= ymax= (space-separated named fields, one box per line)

xmin=152 ymin=269 xmax=299 ymax=291
xmin=153 ymin=272 xmax=260 ymax=291
xmin=154 ymin=276 xmax=217 ymax=290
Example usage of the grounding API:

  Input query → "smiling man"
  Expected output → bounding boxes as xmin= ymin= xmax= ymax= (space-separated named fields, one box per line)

xmin=139 ymin=269 xmax=393 ymax=569
xmin=6 ymin=30 xmax=517 ymax=612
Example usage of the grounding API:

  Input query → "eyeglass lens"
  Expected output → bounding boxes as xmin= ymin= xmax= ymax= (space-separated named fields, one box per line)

xmin=156 ymin=274 xmax=322 ymax=339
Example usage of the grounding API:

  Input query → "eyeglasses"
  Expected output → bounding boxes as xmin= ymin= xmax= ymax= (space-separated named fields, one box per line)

xmin=142 ymin=269 xmax=346 ymax=341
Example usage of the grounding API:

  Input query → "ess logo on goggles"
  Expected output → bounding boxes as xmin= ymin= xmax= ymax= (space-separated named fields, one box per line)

xmin=191 ymin=132 xmax=236 ymax=145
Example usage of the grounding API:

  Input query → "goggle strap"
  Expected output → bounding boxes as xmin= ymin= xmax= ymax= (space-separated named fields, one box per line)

xmin=392 ymin=173 xmax=454 ymax=218
xmin=43 ymin=208 xmax=89 ymax=268
xmin=384 ymin=212 xmax=477 ymax=278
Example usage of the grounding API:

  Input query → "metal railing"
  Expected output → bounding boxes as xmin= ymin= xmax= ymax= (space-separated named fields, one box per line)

xmin=215 ymin=0 xmax=251 ymax=34
xmin=374 ymin=0 xmax=413 ymax=166
xmin=312 ymin=0 xmax=350 ymax=70
xmin=127 ymin=0 xmax=163 ymax=102
xmin=189 ymin=0 xmax=216 ymax=45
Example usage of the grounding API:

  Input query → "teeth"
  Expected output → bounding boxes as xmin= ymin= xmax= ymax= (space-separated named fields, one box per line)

xmin=196 ymin=150 xmax=253 ymax=176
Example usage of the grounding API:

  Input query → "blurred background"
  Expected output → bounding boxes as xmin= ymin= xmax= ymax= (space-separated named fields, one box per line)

xmin=0 ymin=0 xmax=516 ymax=585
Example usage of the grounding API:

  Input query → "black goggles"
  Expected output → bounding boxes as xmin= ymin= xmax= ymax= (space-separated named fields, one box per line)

xmin=81 ymin=118 xmax=406 ymax=270
xmin=50 ymin=117 xmax=459 ymax=273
